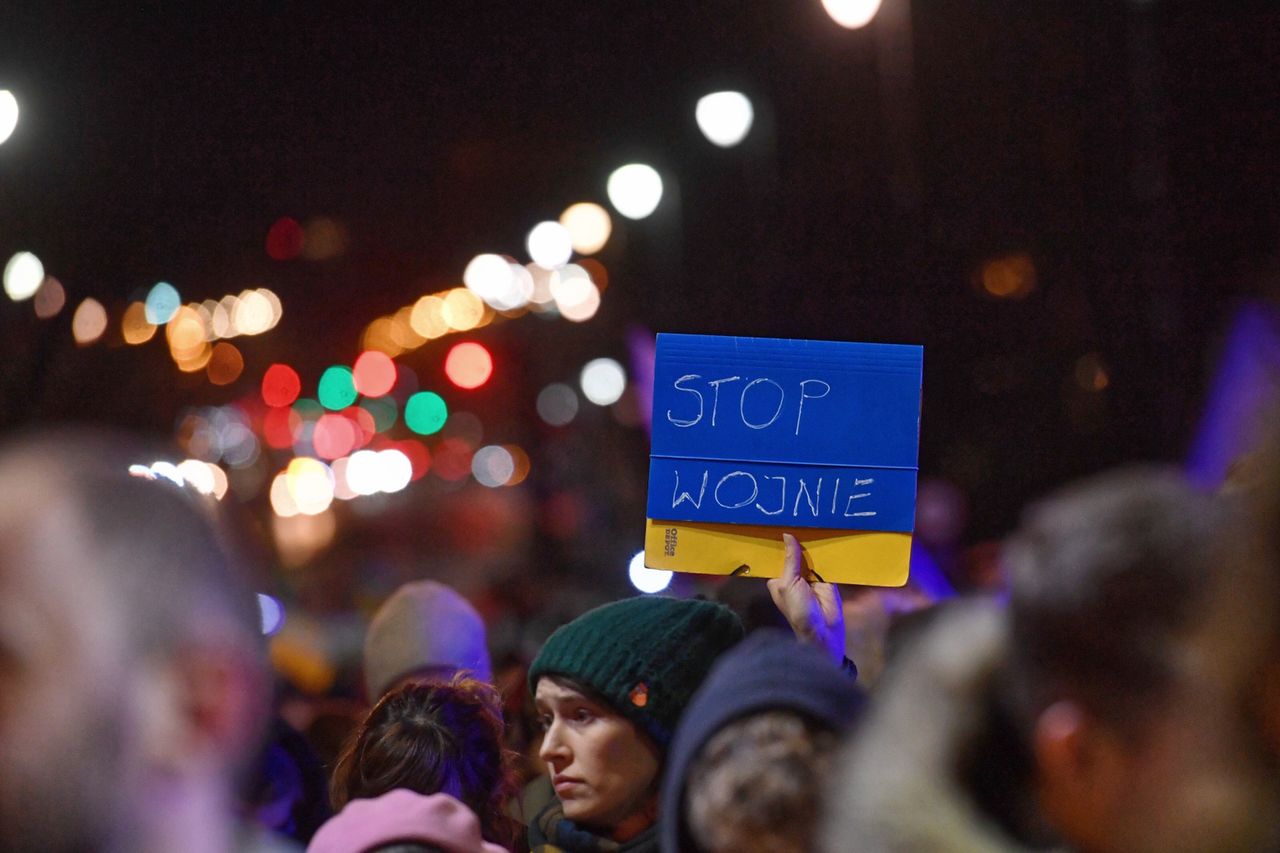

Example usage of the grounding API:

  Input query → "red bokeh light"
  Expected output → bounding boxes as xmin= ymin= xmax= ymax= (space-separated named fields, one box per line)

xmin=262 ymin=364 xmax=302 ymax=408
xmin=444 ymin=342 xmax=493 ymax=390
xmin=266 ymin=217 xmax=304 ymax=261
xmin=263 ymin=407 xmax=300 ymax=449
xmin=344 ymin=406 xmax=376 ymax=447
xmin=396 ymin=440 xmax=431 ymax=481
xmin=353 ymin=350 xmax=397 ymax=397
xmin=432 ymin=438 xmax=473 ymax=481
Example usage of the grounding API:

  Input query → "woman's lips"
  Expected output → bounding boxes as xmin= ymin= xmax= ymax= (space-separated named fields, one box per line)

xmin=553 ymin=775 xmax=585 ymax=794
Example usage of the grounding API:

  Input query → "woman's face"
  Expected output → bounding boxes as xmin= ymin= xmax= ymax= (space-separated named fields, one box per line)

xmin=535 ymin=677 xmax=660 ymax=831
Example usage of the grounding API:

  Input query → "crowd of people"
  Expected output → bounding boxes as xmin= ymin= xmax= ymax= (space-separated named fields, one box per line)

xmin=1 ymin=426 xmax=1278 ymax=853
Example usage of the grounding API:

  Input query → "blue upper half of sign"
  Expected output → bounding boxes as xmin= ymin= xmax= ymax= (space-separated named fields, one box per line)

xmin=647 ymin=334 xmax=923 ymax=531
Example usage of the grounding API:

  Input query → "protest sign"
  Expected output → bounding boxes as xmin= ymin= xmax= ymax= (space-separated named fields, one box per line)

xmin=643 ymin=333 xmax=922 ymax=585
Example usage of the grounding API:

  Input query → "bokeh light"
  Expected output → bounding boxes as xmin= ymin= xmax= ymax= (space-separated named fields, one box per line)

xmin=345 ymin=450 xmax=381 ymax=496
xmin=405 ymin=391 xmax=449 ymax=435
xmin=263 ymin=407 xmax=300 ymax=449
xmin=206 ymin=342 xmax=245 ymax=386
xmin=33 ymin=276 xmax=65 ymax=319
xmin=266 ymin=217 xmax=304 ymax=261
xmin=286 ymin=456 xmax=335 ymax=515
xmin=504 ymin=444 xmax=531 ymax=486
xmin=375 ymin=448 xmax=414 ymax=494
xmin=629 ymin=550 xmax=673 ymax=594
xmin=979 ymin=253 xmax=1037 ymax=299
xmin=300 ymin=216 xmax=349 ymax=260
xmin=257 ymin=593 xmax=286 ymax=636
xmin=312 ymin=413 xmax=359 ymax=459
xmin=559 ymin=202 xmax=612 ymax=255
xmin=232 ymin=288 xmax=276 ymax=335
xmin=363 ymin=316 xmax=403 ymax=357
xmin=0 ymin=90 xmax=18 ymax=145
xmin=353 ymin=350 xmax=397 ymax=397
xmin=580 ymin=358 xmax=627 ymax=406
xmin=550 ymin=267 xmax=601 ymax=322
xmin=176 ymin=459 xmax=217 ymax=495
xmin=606 ymin=163 xmax=663 ymax=220
xmin=695 ymin=91 xmax=754 ymax=148
xmin=472 ymin=445 xmax=515 ymax=488
xmin=537 ymin=383 xmax=579 ymax=426
xmin=463 ymin=254 xmax=514 ymax=303
xmin=72 ymin=298 xmax=108 ymax=346
xmin=121 ymin=302 xmax=157 ymax=344
xmin=445 ymin=342 xmax=494 ymax=389
xmin=397 ymin=439 xmax=431 ymax=481
xmin=442 ymin=288 xmax=486 ymax=331
xmin=269 ymin=472 xmax=299 ymax=517
xmin=361 ymin=396 xmax=398 ymax=432
xmin=527 ymin=221 xmax=573 ymax=270
xmin=431 ymin=438 xmax=474 ymax=482
xmin=410 ymin=295 xmax=449 ymax=339
xmin=262 ymin=363 xmax=302 ymax=407
xmin=4 ymin=251 xmax=44 ymax=301
xmin=318 ymin=365 xmax=358 ymax=410
xmin=821 ymin=0 xmax=882 ymax=28
xmin=145 ymin=281 xmax=181 ymax=324
xmin=1074 ymin=352 xmax=1110 ymax=392
xmin=272 ymin=510 xmax=337 ymax=568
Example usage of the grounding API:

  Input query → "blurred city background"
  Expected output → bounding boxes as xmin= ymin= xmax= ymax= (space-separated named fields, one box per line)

xmin=1 ymin=1 xmax=1278 ymax=696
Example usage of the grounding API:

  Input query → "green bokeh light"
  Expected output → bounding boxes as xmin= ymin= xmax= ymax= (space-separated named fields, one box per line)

xmin=361 ymin=396 xmax=399 ymax=433
xmin=292 ymin=397 xmax=324 ymax=421
xmin=318 ymin=366 xmax=357 ymax=411
xmin=405 ymin=391 xmax=448 ymax=435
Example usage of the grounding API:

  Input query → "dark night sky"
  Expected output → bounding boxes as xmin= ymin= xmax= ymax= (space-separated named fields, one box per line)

xmin=2 ymin=1 xmax=1279 ymax=541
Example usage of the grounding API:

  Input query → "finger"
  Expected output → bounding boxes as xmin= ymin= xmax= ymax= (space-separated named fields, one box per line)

xmin=781 ymin=532 xmax=804 ymax=585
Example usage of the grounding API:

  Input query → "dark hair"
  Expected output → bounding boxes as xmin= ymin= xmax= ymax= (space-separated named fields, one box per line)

xmin=330 ymin=677 xmax=518 ymax=848
xmin=1003 ymin=467 xmax=1239 ymax=732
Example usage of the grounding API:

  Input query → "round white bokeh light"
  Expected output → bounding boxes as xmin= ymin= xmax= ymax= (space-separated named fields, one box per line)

xmin=4 ymin=251 xmax=44 ymax=301
xmin=580 ymin=358 xmax=626 ymax=406
xmin=695 ymin=91 xmax=754 ymax=148
xmin=0 ymin=91 xmax=18 ymax=146
xmin=821 ymin=0 xmax=882 ymax=29
xmin=629 ymin=551 xmax=673 ymax=594
xmin=526 ymin=221 xmax=573 ymax=270
xmin=606 ymin=163 xmax=663 ymax=220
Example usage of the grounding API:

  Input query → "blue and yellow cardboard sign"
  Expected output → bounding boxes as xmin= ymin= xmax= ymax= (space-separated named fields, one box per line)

xmin=643 ymin=333 xmax=923 ymax=586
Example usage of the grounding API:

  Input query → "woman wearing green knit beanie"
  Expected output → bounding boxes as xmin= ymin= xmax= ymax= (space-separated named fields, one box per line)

xmin=527 ymin=595 xmax=744 ymax=853
xmin=526 ymin=534 xmax=847 ymax=853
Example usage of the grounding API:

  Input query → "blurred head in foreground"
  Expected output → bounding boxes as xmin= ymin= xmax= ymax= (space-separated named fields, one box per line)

xmin=0 ymin=430 xmax=268 ymax=853
xmin=330 ymin=678 xmax=518 ymax=849
xmin=1004 ymin=468 xmax=1280 ymax=852
xmin=659 ymin=629 xmax=864 ymax=853
xmin=824 ymin=468 xmax=1280 ymax=853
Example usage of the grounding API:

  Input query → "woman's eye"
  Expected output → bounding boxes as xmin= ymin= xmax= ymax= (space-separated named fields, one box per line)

xmin=573 ymin=708 xmax=594 ymax=723
xmin=538 ymin=714 xmax=553 ymax=731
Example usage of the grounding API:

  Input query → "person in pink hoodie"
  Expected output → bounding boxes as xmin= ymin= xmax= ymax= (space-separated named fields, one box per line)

xmin=308 ymin=789 xmax=507 ymax=853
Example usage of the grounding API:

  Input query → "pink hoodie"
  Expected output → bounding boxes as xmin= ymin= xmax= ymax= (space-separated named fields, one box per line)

xmin=307 ymin=789 xmax=508 ymax=853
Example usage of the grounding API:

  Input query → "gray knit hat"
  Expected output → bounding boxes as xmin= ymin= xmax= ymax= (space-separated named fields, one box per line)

xmin=363 ymin=580 xmax=492 ymax=700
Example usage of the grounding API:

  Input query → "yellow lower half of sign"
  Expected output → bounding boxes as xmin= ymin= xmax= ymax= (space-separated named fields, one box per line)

xmin=644 ymin=519 xmax=912 ymax=587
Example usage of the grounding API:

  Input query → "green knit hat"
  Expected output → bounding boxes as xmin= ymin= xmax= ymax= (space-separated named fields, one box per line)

xmin=529 ymin=596 xmax=744 ymax=751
